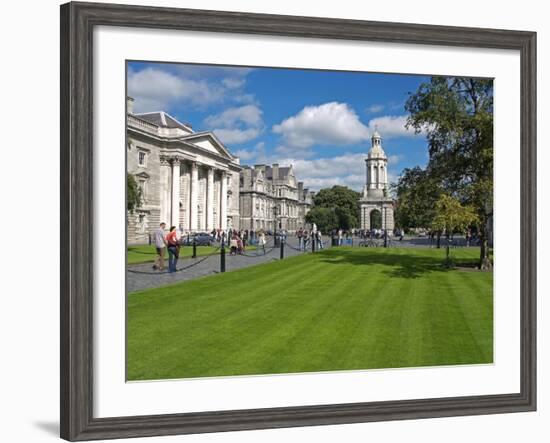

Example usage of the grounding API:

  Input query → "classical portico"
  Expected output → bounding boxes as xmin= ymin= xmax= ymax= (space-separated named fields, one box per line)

xmin=160 ymin=156 xmax=231 ymax=232
xmin=127 ymin=101 xmax=241 ymax=243
xmin=359 ymin=131 xmax=395 ymax=231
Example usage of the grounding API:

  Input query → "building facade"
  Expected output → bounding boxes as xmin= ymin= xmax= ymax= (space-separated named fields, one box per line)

xmin=239 ymin=164 xmax=314 ymax=232
xmin=127 ymin=98 xmax=241 ymax=244
xmin=359 ymin=131 xmax=395 ymax=231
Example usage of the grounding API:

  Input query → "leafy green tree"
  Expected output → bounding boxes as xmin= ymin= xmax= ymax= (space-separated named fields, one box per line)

xmin=431 ymin=194 xmax=478 ymax=266
xmin=311 ymin=185 xmax=361 ymax=229
xmin=406 ymin=76 xmax=493 ymax=269
xmin=127 ymin=173 xmax=142 ymax=212
xmin=394 ymin=166 xmax=441 ymax=231
xmin=305 ymin=207 xmax=339 ymax=233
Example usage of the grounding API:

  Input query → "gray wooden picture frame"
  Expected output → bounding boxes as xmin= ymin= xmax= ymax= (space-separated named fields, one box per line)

xmin=60 ymin=1 xmax=537 ymax=440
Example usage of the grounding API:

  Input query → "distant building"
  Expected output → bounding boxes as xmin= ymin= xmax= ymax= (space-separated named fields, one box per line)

xmin=359 ymin=131 xmax=395 ymax=231
xmin=126 ymin=97 xmax=241 ymax=244
xmin=239 ymin=164 xmax=314 ymax=232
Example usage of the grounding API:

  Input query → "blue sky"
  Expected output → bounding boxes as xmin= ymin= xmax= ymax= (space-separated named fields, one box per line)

xmin=127 ymin=61 xmax=431 ymax=191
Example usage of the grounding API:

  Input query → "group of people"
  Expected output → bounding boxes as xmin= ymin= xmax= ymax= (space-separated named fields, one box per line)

xmin=152 ymin=222 xmax=181 ymax=273
xmin=150 ymin=224 xmax=281 ymax=272
xmin=228 ymin=229 xmax=267 ymax=255
xmin=296 ymin=226 xmax=324 ymax=251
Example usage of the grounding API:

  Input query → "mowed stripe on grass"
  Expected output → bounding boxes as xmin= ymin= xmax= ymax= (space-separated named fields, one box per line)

xmin=127 ymin=247 xmax=493 ymax=380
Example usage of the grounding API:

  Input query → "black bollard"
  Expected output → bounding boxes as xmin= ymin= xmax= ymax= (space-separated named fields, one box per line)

xmin=280 ymin=237 xmax=284 ymax=260
xmin=220 ymin=234 xmax=226 ymax=273
xmin=192 ymin=238 xmax=197 ymax=258
xmin=312 ymin=236 xmax=315 ymax=253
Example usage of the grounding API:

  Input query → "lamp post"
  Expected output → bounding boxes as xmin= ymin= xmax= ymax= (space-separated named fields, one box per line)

xmin=273 ymin=205 xmax=279 ymax=246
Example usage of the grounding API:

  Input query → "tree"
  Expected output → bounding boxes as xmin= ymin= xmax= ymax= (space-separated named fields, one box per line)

xmin=431 ymin=194 xmax=478 ymax=266
xmin=305 ymin=207 xmax=339 ymax=233
xmin=394 ymin=166 xmax=441 ymax=231
xmin=311 ymin=185 xmax=361 ymax=230
xmin=127 ymin=173 xmax=142 ymax=212
xmin=406 ymin=76 xmax=493 ymax=269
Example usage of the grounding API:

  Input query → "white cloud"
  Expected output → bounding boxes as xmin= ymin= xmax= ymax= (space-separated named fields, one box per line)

xmin=212 ymin=128 xmax=262 ymax=145
xmin=221 ymin=77 xmax=246 ymax=89
xmin=387 ymin=154 xmax=403 ymax=165
xmin=275 ymin=153 xmax=368 ymax=191
xmin=204 ymin=104 xmax=263 ymax=128
xmin=366 ymin=104 xmax=385 ymax=114
xmin=128 ymin=68 xmax=226 ymax=113
xmin=128 ymin=65 xmax=256 ymax=114
xmin=272 ymin=102 xmax=370 ymax=149
xmin=234 ymin=141 xmax=266 ymax=162
xmin=367 ymin=115 xmax=418 ymax=138
xmin=205 ymin=104 xmax=264 ymax=145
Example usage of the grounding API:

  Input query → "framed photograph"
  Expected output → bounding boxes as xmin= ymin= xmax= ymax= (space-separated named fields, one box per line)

xmin=60 ymin=1 xmax=536 ymax=440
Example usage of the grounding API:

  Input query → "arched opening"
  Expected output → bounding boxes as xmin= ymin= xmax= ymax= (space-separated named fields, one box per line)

xmin=370 ymin=209 xmax=382 ymax=229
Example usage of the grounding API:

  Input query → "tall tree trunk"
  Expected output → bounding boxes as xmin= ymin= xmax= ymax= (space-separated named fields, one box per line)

xmin=436 ymin=232 xmax=441 ymax=249
xmin=445 ymin=233 xmax=452 ymax=267
xmin=479 ymin=215 xmax=492 ymax=270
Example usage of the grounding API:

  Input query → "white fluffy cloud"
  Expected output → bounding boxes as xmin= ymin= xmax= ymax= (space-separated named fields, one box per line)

xmin=368 ymin=115 xmax=418 ymax=138
xmin=128 ymin=68 xmax=226 ymax=113
xmin=128 ymin=66 xmax=255 ymax=114
xmin=204 ymin=104 xmax=263 ymax=128
xmin=365 ymin=104 xmax=385 ymax=113
xmin=211 ymin=128 xmax=262 ymax=145
xmin=234 ymin=141 xmax=266 ymax=162
xmin=272 ymin=102 xmax=370 ymax=149
xmin=276 ymin=153 xmax=368 ymax=191
xmin=205 ymin=104 xmax=264 ymax=145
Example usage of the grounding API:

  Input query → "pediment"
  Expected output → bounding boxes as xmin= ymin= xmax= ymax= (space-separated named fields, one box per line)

xmin=180 ymin=132 xmax=234 ymax=160
xmin=134 ymin=171 xmax=150 ymax=179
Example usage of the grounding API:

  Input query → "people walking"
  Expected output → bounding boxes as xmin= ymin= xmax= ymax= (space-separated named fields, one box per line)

xmin=303 ymin=231 xmax=310 ymax=250
xmin=230 ymin=234 xmax=238 ymax=256
xmin=317 ymin=230 xmax=324 ymax=250
xmin=152 ymin=222 xmax=167 ymax=271
xmin=165 ymin=226 xmax=180 ymax=273
xmin=297 ymin=227 xmax=304 ymax=251
xmin=257 ymin=230 xmax=266 ymax=255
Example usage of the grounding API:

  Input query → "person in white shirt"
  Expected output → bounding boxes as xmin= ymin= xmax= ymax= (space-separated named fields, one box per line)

xmin=152 ymin=222 xmax=167 ymax=271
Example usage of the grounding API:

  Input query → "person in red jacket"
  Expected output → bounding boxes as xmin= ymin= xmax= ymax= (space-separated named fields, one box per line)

xmin=165 ymin=226 xmax=179 ymax=273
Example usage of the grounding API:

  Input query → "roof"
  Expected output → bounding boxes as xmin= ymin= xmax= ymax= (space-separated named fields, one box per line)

xmin=265 ymin=166 xmax=290 ymax=180
xmin=368 ymin=144 xmax=386 ymax=158
xmin=245 ymin=164 xmax=293 ymax=181
xmin=134 ymin=111 xmax=192 ymax=132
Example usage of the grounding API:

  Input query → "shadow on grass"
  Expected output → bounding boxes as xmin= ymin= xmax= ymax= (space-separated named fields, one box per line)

xmin=317 ymin=248 xmax=479 ymax=279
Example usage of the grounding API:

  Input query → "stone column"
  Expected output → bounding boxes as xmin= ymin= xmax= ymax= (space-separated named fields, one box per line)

xmin=206 ymin=167 xmax=214 ymax=231
xmin=190 ymin=162 xmax=199 ymax=231
xmin=170 ymin=157 xmax=181 ymax=228
xmin=159 ymin=156 xmax=170 ymax=225
xmin=220 ymin=170 xmax=228 ymax=230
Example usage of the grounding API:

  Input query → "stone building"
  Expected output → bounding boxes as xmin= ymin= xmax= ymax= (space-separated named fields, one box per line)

xmin=359 ymin=131 xmax=395 ymax=231
xmin=126 ymin=97 xmax=241 ymax=244
xmin=239 ymin=164 xmax=314 ymax=232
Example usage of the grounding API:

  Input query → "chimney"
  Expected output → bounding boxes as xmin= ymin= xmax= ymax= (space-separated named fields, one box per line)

xmin=272 ymin=163 xmax=279 ymax=180
xmin=127 ymin=96 xmax=134 ymax=115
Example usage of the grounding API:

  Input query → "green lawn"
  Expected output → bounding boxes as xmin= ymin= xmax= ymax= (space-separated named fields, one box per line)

xmin=127 ymin=247 xmax=493 ymax=380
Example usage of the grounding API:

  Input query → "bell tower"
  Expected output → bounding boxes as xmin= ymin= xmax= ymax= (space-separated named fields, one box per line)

xmin=365 ymin=129 xmax=388 ymax=194
xmin=359 ymin=129 xmax=394 ymax=231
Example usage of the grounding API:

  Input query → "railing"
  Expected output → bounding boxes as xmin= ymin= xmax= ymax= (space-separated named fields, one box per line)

xmin=127 ymin=114 xmax=159 ymax=134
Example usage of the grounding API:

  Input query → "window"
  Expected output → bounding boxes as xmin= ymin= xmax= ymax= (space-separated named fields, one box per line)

xmin=138 ymin=151 xmax=146 ymax=166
